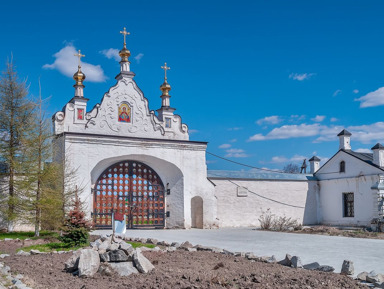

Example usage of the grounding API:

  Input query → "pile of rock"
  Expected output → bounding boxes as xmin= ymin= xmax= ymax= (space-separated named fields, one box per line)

xmin=356 ymin=270 xmax=384 ymax=287
xmin=275 ymin=254 xmax=336 ymax=272
xmin=64 ymin=235 xmax=154 ymax=277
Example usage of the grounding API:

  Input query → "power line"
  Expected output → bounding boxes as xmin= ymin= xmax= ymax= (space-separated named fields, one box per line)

xmin=207 ymin=151 xmax=300 ymax=174
xmin=227 ymin=179 xmax=305 ymax=209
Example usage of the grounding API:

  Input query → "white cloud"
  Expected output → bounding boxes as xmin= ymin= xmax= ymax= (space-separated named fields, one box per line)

xmin=43 ymin=44 xmax=107 ymax=82
xmin=228 ymin=127 xmax=243 ymax=131
xmin=355 ymin=148 xmax=371 ymax=153
xmin=229 ymin=139 xmax=237 ymax=143
xmin=100 ymin=48 xmax=120 ymax=61
xmin=315 ymin=122 xmax=384 ymax=144
xmin=311 ymin=115 xmax=326 ymax=122
xmin=353 ymin=89 xmax=359 ymax=94
xmin=225 ymin=148 xmax=249 ymax=158
xmin=271 ymin=156 xmax=288 ymax=163
xmin=330 ymin=117 xmax=338 ymax=122
xmin=134 ymin=53 xmax=144 ymax=63
xmin=248 ymin=121 xmax=384 ymax=144
xmin=333 ymin=89 xmax=342 ymax=97
xmin=189 ymin=129 xmax=198 ymax=134
xmin=290 ymin=154 xmax=307 ymax=162
xmin=256 ymin=115 xmax=282 ymax=125
xmin=219 ymin=144 xmax=231 ymax=149
xmin=289 ymin=115 xmax=306 ymax=122
xmin=356 ymin=87 xmax=384 ymax=108
xmin=289 ymin=73 xmax=315 ymax=81
xmin=270 ymin=154 xmax=306 ymax=164
xmin=248 ymin=123 xmax=324 ymax=141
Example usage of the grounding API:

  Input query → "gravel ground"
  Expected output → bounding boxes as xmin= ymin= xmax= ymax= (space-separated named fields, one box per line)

xmin=0 ymin=240 xmax=368 ymax=289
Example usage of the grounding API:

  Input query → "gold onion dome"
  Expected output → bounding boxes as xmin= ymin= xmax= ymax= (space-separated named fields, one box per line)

xmin=73 ymin=66 xmax=86 ymax=85
xmin=119 ymin=47 xmax=131 ymax=62
xmin=160 ymin=81 xmax=171 ymax=95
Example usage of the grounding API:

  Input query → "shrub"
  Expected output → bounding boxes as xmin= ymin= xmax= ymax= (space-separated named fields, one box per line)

xmin=258 ymin=208 xmax=301 ymax=231
xmin=258 ymin=208 xmax=274 ymax=230
xmin=60 ymin=227 xmax=89 ymax=247
xmin=61 ymin=190 xmax=92 ymax=247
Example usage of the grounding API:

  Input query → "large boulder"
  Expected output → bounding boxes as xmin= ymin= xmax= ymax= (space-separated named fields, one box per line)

xmin=16 ymin=250 xmax=30 ymax=256
xmin=316 ymin=265 xmax=335 ymax=272
xmin=98 ymin=262 xmax=113 ymax=276
xmin=179 ymin=241 xmax=193 ymax=250
xmin=357 ymin=271 xmax=368 ymax=281
xmin=109 ymin=250 xmax=130 ymax=262
xmin=303 ymin=262 xmax=320 ymax=270
xmin=98 ymin=240 xmax=111 ymax=251
xmin=64 ymin=250 xmax=82 ymax=273
xmin=278 ymin=254 xmax=292 ymax=267
xmin=90 ymin=239 xmax=102 ymax=250
xmin=366 ymin=271 xmax=384 ymax=284
xmin=119 ymin=241 xmax=134 ymax=255
xmin=110 ymin=262 xmax=139 ymax=276
xmin=340 ymin=260 xmax=354 ymax=276
xmin=108 ymin=243 xmax=120 ymax=251
xmin=99 ymin=252 xmax=110 ymax=262
xmin=78 ymin=249 xmax=100 ymax=277
xmin=146 ymin=238 xmax=158 ymax=244
xmin=133 ymin=248 xmax=155 ymax=273
xmin=291 ymin=256 xmax=303 ymax=269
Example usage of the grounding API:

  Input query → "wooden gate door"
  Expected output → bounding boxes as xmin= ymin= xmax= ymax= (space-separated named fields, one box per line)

xmin=93 ymin=161 xmax=165 ymax=228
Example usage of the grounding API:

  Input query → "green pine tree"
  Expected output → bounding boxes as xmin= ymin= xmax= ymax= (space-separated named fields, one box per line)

xmin=0 ymin=59 xmax=35 ymax=231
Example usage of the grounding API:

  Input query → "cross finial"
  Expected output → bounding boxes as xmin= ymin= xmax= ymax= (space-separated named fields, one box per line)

xmin=120 ymin=27 xmax=130 ymax=47
xmin=74 ymin=50 xmax=85 ymax=67
xmin=161 ymin=62 xmax=170 ymax=81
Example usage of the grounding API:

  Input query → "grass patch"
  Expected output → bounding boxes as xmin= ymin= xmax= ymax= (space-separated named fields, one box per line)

xmin=0 ymin=231 xmax=59 ymax=240
xmin=126 ymin=241 xmax=156 ymax=249
xmin=17 ymin=242 xmax=83 ymax=253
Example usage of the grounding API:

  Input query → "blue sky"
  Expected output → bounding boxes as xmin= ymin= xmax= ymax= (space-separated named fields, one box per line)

xmin=2 ymin=1 xmax=384 ymax=171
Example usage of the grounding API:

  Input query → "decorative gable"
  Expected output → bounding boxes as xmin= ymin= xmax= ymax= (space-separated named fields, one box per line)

xmin=315 ymin=150 xmax=383 ymax=181
xmin=53 ymin=72 xmax=189 ymax=141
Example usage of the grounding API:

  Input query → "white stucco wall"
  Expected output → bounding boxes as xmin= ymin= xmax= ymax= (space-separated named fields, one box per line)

xmin=315 ymin=149 xmax=384 ymax=226
xmin=319 ymin=175 xmax=379 ymax=226
xmin=316 ymin=150 xmax=383 ymax=181
xmin=59 ymin=133 xmax=216 ymax=229
xmin=211 ymin=178 xmax=318 ymax=228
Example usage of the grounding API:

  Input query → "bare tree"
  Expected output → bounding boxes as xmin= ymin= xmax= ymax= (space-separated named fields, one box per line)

xmin=283 ymin=163 xmax=300 ymax=174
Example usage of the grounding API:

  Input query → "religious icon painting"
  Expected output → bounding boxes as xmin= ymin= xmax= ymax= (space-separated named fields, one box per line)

xmin=77 ymin=108 xmax=84 ymax=120
xmin=118 ymin=103 xmax=131 ymax=123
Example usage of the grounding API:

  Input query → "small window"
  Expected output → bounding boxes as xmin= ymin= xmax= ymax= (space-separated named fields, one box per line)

xmin=339 ymin=161 xmax=345 ymax=173
xmin=343 ymin=192 xmax=354 ymax=217
xmin=77 ymin=108 xmax=84 ymax=120
xmin=165 ymin=117 xmax=171 ymax=128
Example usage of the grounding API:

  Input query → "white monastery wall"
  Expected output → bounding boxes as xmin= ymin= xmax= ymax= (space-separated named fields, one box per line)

xmin=211 ymin=178 xmax=318 ymax=227
xmin=62 ymin=133 xmax=216 ymax=229
xmin=319 ymin=175 xmax=379 ymax=226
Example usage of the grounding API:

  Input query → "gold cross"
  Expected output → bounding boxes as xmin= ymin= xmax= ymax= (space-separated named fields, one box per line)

xmin=74 ymin=50 xmax=85 ymax=66
xmin=161 ymin=62 xmax=170 ymax=80
xmin=120 ymin=27 xmax=130 ymax=47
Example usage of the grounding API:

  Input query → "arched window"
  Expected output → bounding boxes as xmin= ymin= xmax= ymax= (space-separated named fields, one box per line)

xmin=340 ymin=161 xmax=345 ymax=173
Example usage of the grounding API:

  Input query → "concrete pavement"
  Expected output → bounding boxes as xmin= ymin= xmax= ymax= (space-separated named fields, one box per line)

xmin=92 ymin=228 xmax=384 ymax=275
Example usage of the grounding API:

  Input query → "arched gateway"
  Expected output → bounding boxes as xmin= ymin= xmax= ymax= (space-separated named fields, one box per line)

xmin=93 ymin=161 xmax=165 ymax=229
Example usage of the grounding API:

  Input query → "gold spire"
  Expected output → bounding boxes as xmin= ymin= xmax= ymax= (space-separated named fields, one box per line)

xmin=119 ymin=27 xmax=131 ymax=62
xmin=73 ymin=50 xmax=86 ymax=85
xmin=160 ymin=62 xmax=171 ymax=97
